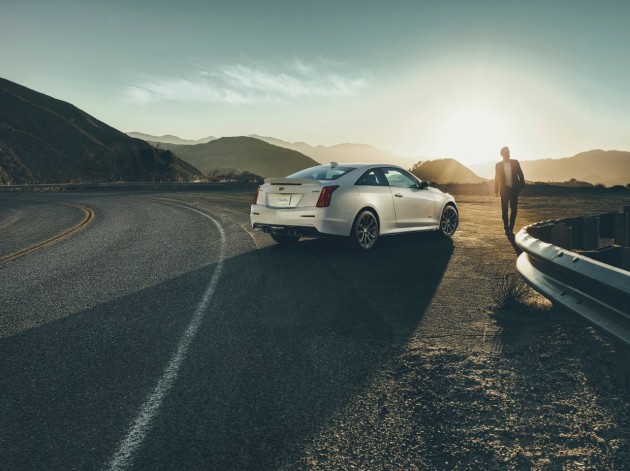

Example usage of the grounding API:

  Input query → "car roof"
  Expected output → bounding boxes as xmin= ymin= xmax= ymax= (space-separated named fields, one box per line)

xmin=287 ymin=163 xmax=418 ymax=182
xmin=319 ymin=163 xmax=406 ymax=169
xmin=333 ymin=164 xmax=416 ymax=183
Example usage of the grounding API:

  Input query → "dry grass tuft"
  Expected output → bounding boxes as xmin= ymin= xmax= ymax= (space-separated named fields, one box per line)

xmin=492 ymin=273 xmax=531 ymax=310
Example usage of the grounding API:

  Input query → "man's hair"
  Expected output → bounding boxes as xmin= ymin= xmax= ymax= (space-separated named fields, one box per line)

xmin=500 ymin=147 xmax=510 ymax=157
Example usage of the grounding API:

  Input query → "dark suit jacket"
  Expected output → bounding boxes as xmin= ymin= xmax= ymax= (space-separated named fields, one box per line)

xmin=494 ymin=159 xmax=525 ymax=195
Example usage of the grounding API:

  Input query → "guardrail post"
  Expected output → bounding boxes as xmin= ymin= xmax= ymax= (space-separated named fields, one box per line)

xmin=565 ymin=217 xmax=586 ymax=248
xmin=551 ymin=224 xmax=572 ymax=249
xmin=582 ymin=216 xmax=599 ymax=250
xmin=614 ymin=213 xmax=629 ymax=247
xmin=616 ymin=343 xmax=630 ymax=388
xmin=599 ymin=212 xmax=618 ymax=238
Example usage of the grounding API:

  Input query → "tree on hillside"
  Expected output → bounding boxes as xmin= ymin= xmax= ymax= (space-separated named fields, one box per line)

xmin=411 ymin=161 xmax=424 ymax=172
xmin=218 ymin=169 xmax=237 ymax=182
xmin=205 ymin=168 xmax=262 ymax=183
xmin=206 ymin=168 xmax=219 ymax=181
xmin=237 ymin=171 xmax=263 ymax=183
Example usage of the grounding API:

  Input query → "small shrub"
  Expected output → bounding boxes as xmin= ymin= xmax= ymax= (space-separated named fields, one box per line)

xmin=492 ymin=273 xmax=531 ymax=310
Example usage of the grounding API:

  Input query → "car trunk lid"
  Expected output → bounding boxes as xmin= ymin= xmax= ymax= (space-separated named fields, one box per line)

xmin=257 ymin=178 xmax=324 ymax=208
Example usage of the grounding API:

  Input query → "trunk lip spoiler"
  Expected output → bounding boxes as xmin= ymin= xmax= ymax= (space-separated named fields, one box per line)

xmin=263 ymin=178 xmax=324 ymax=186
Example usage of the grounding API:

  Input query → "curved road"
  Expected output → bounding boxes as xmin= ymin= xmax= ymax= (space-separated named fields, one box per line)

xmin=0 ymin=190 xmax=628 ymax=469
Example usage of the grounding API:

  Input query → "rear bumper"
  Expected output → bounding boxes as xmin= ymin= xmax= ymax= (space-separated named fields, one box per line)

xmin=252 ymin=223 xmax=323 ymax=237
xmin=250 ymin=205 xmax=352 ymax=236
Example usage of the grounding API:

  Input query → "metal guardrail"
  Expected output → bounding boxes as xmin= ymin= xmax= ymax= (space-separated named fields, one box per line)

xmin=515 ymin=207 xmax=630 ymax=387
xmin=0 ymin=182 xmax=251 ymax=192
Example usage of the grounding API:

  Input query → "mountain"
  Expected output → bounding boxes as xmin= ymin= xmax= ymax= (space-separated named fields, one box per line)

xmin=126 ymin=132 xmax=217 ymax=146
xmin=130 ymin=131 xmax=421 ymax=169
xmin=248 ymin=135 xmax=420 ymax=170
xmin=409 ymin=158 xmax=486 ymax=184
xmin=522 ymin=150 xmax=630 ymax=186
xmin=162 ymin=137 xmax=319 ymax=178
xmin=470 ymin=150 xmax=630 ymax=186
xmin=0 ymin=78 xmax=202 ymax=183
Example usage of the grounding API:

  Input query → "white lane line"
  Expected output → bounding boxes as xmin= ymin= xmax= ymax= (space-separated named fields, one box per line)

xmin=106 ymin=202 xmax=225 ymax=471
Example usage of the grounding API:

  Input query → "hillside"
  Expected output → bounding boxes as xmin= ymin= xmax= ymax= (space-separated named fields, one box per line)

xmin=410 ymin=158 xmax=486 ymax=184
xmin=163 ymin=137 xmax=319 ymax=178
xmin=126 ymin=132 xmax=217 ymax=146
xmin=470 ymin=150 xmax=630 ymax=186
xmin=0 ymin=142 xmax=34 ymax=184
xmin=0 ymin=78 xmax=201 ymax=183
xmin=249 ymin=135 xmax=420 ymax=170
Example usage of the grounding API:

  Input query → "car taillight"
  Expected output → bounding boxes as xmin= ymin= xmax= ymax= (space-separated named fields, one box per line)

xmin=252 ymin=186 xmax=260 ymax=204
xmin=316 ymin=185 xmax=339 ymax=208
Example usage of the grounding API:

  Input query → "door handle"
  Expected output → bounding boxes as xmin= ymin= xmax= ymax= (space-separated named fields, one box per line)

xmin=394 ymin=193 xmax=403 ymax=198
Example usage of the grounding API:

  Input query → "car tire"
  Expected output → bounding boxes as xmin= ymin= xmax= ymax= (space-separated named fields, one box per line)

xmin=438 ymin=204 xmax=458 ymax=237
xmin=351 ymin=210 xmax=379 ymax=250
xmin=270 ymin=233 xmax=300 ymax=244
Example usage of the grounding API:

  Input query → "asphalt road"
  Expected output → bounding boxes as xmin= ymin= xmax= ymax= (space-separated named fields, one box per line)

xmin=0 ymin=198 xmax=86 ymax=258
xmin=1 ymin=189 xmax=629 ymax=470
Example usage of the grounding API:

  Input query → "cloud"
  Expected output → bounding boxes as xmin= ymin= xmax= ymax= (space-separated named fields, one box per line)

xmin=125 ymin=59 xmax=369 ymax=105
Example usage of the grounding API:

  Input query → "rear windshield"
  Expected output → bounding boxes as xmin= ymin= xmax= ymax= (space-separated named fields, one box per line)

xmin=288 ymin=166 xmax=356 ymax=181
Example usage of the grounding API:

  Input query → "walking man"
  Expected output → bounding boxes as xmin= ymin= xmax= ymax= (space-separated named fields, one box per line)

xmin=494 ymin=146 xmax=525 ymax=235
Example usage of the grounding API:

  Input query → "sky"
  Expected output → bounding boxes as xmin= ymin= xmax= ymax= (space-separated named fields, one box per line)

xmin=2 ymin=0 xmax=630 ymax=166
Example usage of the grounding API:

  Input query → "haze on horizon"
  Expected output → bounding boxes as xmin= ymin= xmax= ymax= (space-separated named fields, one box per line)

xmin=2 ymin=0 xmax=629 ymax=166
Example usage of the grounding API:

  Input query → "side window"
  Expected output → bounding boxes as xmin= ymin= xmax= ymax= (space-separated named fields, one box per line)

xmin=325 ymin=168 xmax=349 ymax=180
xmin=356 ymin=169 xmax=388 ymax=186
xmin=383 ymin=168 xmax=418 ymax=188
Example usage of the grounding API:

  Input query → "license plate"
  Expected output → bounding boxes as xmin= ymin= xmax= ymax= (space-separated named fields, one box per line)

xmin=275 ymin=195 xmax=291 ymax=206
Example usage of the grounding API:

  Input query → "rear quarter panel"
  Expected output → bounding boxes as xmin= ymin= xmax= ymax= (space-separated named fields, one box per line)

xmin=354 ymin=186 xmax=397 ymax=234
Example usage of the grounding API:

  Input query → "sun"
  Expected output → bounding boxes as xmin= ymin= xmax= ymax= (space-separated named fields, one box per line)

xmin=431 ymin=107 xmax=511 ymax=166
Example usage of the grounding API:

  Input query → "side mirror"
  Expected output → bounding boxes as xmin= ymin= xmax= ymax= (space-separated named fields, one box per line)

xmin=419 ymin=181 xmax=430 ymax=189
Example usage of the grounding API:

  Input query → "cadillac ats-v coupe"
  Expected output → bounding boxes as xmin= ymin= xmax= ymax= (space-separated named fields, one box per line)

xmin=250 ymin=163 xmax=459 ymax=250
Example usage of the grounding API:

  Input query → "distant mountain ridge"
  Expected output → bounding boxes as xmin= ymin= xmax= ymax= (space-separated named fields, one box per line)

xmin=131 ymin=132 xmax=420 ymax=169
xmin=410 ymin=158 xmax=486 ymax=184
xmin=125 ymin=130 xmax=630 ymax=186
xmin=470 ymin=150 xmax=630 ymax=186
xmin=126 ymin=132 xmax=217 ymax=146
xmin=249 ymin=135 xmax=420 ymax=170
xmin=0 ymin=78 xmax=201 ymax=183
xmin=159 ymin=137 xmax=319 ymax=178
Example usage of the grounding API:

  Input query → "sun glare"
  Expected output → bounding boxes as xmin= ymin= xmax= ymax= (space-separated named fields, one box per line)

xmin=431 ymin=107 xmax=511 ymax=166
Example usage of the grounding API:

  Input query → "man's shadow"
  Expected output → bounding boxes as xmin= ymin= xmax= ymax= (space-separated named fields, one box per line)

xmin=507 ymin=232 xmax=523 ymax=256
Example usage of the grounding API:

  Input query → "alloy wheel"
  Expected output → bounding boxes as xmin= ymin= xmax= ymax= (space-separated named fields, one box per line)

xmin=356 ymin=212 xmax=378 ymax=249
xmin=440 ymin=205 xmax=458 ymax=237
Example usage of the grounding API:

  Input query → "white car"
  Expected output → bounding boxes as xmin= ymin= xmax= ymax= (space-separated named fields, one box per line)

xmin=250 ymin=163 xmax=458 ymax=250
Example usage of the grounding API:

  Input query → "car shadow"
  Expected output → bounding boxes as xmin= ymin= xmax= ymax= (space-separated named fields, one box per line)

xmin=0 ymin=232 xmax=452 ymax=470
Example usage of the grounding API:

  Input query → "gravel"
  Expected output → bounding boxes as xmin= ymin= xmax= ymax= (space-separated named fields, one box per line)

xmin=291 ymin=298 xmax=630 ymax=470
